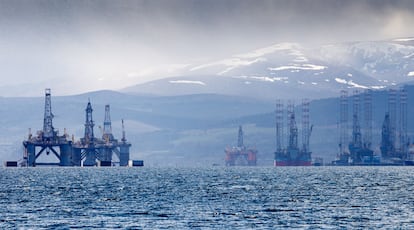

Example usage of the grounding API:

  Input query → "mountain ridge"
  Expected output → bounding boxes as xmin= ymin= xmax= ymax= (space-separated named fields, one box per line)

xmin=122 ymin=38 xmax=414 ymax=100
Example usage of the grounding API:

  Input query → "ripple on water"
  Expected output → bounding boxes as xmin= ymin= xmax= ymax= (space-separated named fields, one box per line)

xmin=1 ymin=167 xmax=414 ymax=228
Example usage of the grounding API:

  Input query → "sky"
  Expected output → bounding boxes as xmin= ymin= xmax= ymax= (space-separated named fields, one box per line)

xmin=0 ymin=0 xmax=414 ymax=97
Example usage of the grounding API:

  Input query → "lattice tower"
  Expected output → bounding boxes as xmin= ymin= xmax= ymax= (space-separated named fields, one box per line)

xmin=388 ymin=89 xmax=397 ymax=146
xmin=302 ymin=99 xmax=310 ymax=152
xmin=42 ymin=88 xmax=54 ymax=139
xmin=275 ymin=99 xmax=284 ymax=151
xmin=339 ymin=90 xmax=348 ymax=154
xmin=84 ymin=100 xmax=95 ymax=144
xmin=363 ymin=90 xmax=372 ymax=148
xmin=399 ymin=87 xmax=408 ymax=154
xmin=103 ymin=104 xmax=114 ymax=141
xmin=352 ymin=90 xmax=362 ymax=148
xmin=237 ymin=125 xmax=244 ymax=148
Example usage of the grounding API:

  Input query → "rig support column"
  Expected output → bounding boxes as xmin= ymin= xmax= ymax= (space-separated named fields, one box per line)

xmin=99 ymin=146 xmax=113 ymax=162
xmin=83 ymin=147 xmax=97 ymax=166
xmin=26 ymin=143 xmax=36 ymax=167
xmin=119 ymin=143 xmax=131 ymax=166
xmin=119 ymin=119 xmax=131 ymax=166
xmin=60 ymin=143 xmax=72 ymax=166
xmin=72 ymin=148 xmax=82 ymax=166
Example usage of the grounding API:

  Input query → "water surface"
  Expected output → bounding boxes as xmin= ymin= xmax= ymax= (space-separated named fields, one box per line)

xmin=1 ymin=167 xmax=414 ymax=229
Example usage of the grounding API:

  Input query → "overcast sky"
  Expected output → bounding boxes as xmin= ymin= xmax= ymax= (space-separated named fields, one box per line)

xmin=0 ymin=0 xmax=414 ymax=96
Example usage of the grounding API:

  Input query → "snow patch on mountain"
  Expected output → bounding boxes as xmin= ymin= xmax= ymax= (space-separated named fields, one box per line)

xmin=371 ymin=86 xmax=387 ymax=89
xmin=250 ymin=76 xmax=287 ymax=83
xmin=169 ymin=80 xmax=206 ymax=86
xmin=408 ymin=71 xmax=414 ymax=77
xmin=351 ymin=42 xmax=413 ymax=59
xmin=190 ymin=43 xmax=307 ymax=75
xmin=335 ymin=78 xmax=368 ymax=89
xmin=190 ymin=57 xmax=266 ymax=75
xmin=335 ymin=78 xmax=347 ymax=84
xmin=334 ymin=78 xmax=379 ymax=89
xmin=393 ymin=38 xmax=414 ymax=42
xmin=268 ymin=64 xmax=326 ymax=71
xmin=403 ymin=52 xmax=414 ymax=58
xmin=233 ymin=75 xmax=288 ymax=83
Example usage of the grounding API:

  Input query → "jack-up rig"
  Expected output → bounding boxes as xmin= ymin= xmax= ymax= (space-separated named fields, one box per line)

xmin=17 ymin=89 xmax=142 ymax=167
xmin=274 ymin=99 xmax=312 ymax=166
xmin=334 ymin=88 xmax=410 ymax=165
xmin=335 ymin=90 xmax=376 ymax=165
xmin=380 ymin=88 xmax=409 ymax=165
xmin=224 ymin=125 xmax=257 ymax=166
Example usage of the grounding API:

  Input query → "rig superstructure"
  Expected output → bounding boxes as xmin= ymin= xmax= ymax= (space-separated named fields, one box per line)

xmin=224 ymin=125 xmax=257 ymax=166
xmin=274 ymin=99 xmax=312 ymax=166
xmin=19 ymin=89 xmax=139 ymax=167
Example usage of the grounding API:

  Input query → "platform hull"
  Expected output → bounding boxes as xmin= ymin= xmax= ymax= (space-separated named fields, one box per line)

xmin=274 ymin=160 xmax=312 ymax=166
xmin=274 ymin=150 xmax=312 ymax=167
xmin=405 ymin=160 xmax=414 ymax=166
xmin=225 ymin=148 xmax=257 ymax=166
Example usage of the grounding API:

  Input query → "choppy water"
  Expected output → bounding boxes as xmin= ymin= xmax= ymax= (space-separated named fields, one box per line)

xmin=1 ymin=167 xmax=414 ymax=229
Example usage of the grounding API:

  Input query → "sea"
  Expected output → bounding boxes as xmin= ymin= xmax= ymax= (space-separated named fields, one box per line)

xmin=1 ymin=166 xmax=414 ymax=229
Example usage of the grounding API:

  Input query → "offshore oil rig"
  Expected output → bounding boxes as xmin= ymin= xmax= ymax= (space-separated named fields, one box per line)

xmin=274 ymin=99 xmax=312 ymax=166
xmin=334 ymin=88 xmax=409 ymax=165
xmin=16 ymin=88 xmax=142 ymax=167
xmin=380 ymin=88 xmax=409 ymax=165
xmin=335 ymin=90 xmax=375 ymax=165
xmin=224 ymin=126 xmax=257 ymax=166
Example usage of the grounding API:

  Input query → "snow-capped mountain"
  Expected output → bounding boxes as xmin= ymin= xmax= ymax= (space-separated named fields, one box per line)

xmin=123 ymin=38 xmax=414 ymax=100
xmin=316 ymin=38 xmax=414 ymax=84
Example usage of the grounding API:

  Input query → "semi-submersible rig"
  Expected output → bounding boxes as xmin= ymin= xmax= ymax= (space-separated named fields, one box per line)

xmin=16 ymin=89 xmax=142 ymax=167
xmin=334 ymin=88 xmax=411 ymax=165
xmin=224 ymin=126 xmax=257 ymax=166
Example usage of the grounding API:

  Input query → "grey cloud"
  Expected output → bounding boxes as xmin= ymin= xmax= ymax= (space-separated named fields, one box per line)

xmin=2 ymin=0 xmax=414 ymax=45
xmin=0 ymin=0 xmax=413 ymax=96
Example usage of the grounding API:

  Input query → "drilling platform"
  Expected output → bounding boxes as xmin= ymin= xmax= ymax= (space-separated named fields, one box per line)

xmin=334 ymin=90 xmax=376 ymax=165
xmin=224 ymin=126 xmax=257 ymax=166
xmin=380 ymin=88 xmax=409 ymax=165
xmin=22 ymin=89 xmax=73 ymax=166
xmin=72 ymin=102 xmax=132 ymax=167
xmin=19 ymin=89 xmax=139 ymax=167
xmin=274 ymin=99 xmax=312 ymax=166
xmin=334 ymin=88 xmax=409 ymax=166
